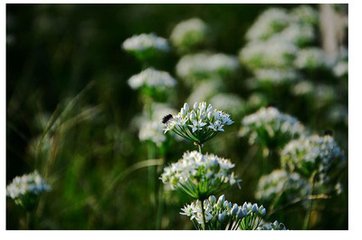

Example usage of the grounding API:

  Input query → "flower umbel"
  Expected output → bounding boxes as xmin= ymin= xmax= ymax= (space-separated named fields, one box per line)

xmin=163 ymin=102 xmax=234 ymax=145
xmin=128 ymin=67 xmax=176 ymax=90
xmin=281 ymin=134 xmax=345 ymax=184
xmin=6 ymin=171 xmax=51 ymax=210
xmin=122 ymin=33 xmax=170 ymax=61
xmin=239 ymin=106 xmax=306 ymax=149
xmin=160 ymin=151 xmax=240 ymax=199
xmin=180 ymin=195 xmax=269 ymax=230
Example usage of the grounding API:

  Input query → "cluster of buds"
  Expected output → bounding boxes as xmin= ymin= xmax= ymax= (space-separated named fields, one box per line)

xmin=180 ymin=195 xmax=267 ymax=230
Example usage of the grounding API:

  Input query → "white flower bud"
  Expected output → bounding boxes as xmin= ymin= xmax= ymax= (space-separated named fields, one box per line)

xmin=251 ymin=203 xmax=258 ymax=213
xmin=217 ymin=195 xmax=225 ymax=206
xmin=218 ymin=212 xmax=226 ymax=222
xmin=231 ymin=204 xmax=238 ymax=215
xmin=183 ymin=102 xmax=189 ymax=111
xmin=193 ymin=102 xmax=198 ymax=109
xmin=208 ymin=195 xmax=217 ymax=204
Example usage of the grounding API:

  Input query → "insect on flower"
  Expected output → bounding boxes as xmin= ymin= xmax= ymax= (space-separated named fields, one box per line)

xmin=162 ymin=114 xmax=173 ymax=124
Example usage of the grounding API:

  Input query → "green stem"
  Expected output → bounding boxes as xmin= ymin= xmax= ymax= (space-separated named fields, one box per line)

xmin=197 ymin=143 xmax=202 ymax=154
xmin=155 ymin=184 xmax=164 ymax=229
xmin=200 ymin=200 xmax=207 ymax=230
xmin=303 ymin=171 xmax=317 ymax=229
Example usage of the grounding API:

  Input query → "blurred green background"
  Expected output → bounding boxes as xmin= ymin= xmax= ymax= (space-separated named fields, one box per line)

xmin=6 ymin=4 xmax=347 ymax=230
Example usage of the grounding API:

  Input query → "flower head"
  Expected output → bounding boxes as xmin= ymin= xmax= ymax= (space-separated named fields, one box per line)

xmin=6 ymin=171 xmax=51 ymax=210
xmin=180 ymin=194 xmax=267 ymax=230
xmin=163 ymin=102 xmax=233 ymax=145
xmin=239 ymin=107 xmax=306 ymax=149
xmin=160 ymin=151 xmax=239 ymax=199
xmin=128 ymin=68 xmax=176 ymax=90
xmin=281 ymin=135 xmax=345 ymax=184
xmin=239 ymin=38 xmax=297 ymax=70
xmin=176 ymin=53 xmax=239 ymax=86
xmin=294 ymin=48 xmax=330 ymax=70
xmin=255 ymin=169 xmax=310 ymax=204
xmin=170 ymin=18 xmax=209 ymax=53
xmin=253 ymin=68 xmax=299 ymax=86
xmin=122 ymin=33 xmax=169 ymax=61
xmin=245 ymin=8 xmax=291 ymax=41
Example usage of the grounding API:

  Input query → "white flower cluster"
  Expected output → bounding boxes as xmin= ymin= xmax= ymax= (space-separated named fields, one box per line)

xmin=245 ymin=6 xmax=317 ymax=44
xmin=7 ymin=171 xmax=51 ymax=206
xmin=245 ymin=8 xmax=291 ymax=41
xmin=255 ymin=169 xmax=310 ymax=203
xmin=176 ymin=52 xmax=239 ymax=85
xmin=138 ymin=104 xmax=178 ymax=146
xmin=239 ymin=5 xmax=321 ymax=87
xmin=257 ymin=220 xmax=287 ymax=230
xmin=294 ymin=48 xmax=330 ymax=70
xmin=122 ymin=33 xmax=169 ymax=54
xmin=240 ymin=107 xmax=306 ymax=147
xmin=180 ymin=195 xmax=266 ymax=230
xmin=170 ymin=18 xmax=208 ymax=53
xmin=281 ymin=135 xmax=345 ymax=182
xmin=278 ymin=23 xmax=315 ymax=47
xmin=239 ymin=38 xmax=297 ymax=70
xmin=291 ymin=5 xmax=319 ymax=25
xmin=127 ymin=68 xmax=176 ymax=90
xmin=163 ymin=102 xmax=234 ymax=145
xmin=253 ymin=68 xmax=299 ymax=85
xmin=209 ymin=93 xmax=245 ymax=117
xmin=160 ymin=151 xmax=239 ymax=199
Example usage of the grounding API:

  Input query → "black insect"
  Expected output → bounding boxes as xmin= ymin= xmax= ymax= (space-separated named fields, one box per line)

xmin=162 ymin=114 xmax=173 ymax=124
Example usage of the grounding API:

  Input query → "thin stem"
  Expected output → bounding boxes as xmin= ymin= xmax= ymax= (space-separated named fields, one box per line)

xmin=198 ymin=143 xmax=202 ymax=153
xmin=303 ymin=171 xmax=317 ymax=229
xmin=200 ymin=200 xmax=207 ymax=230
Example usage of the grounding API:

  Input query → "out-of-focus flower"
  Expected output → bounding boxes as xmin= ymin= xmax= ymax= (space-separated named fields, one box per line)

xmin=137 ymin=103 xmax=178 ymax=146
xmin=209 ymin=93 xmax=245 ymax=117
xmin=7 ymin=171 xmax=51 ymax=210
xmin=246 ymin=93 xmax=268 ymax=112
xmin=176 ymin=52 xmax=239 ymax=86
xmin=122 ymin=33 xmax=170 ymax=61
xmin=333 ymin=61 xmax=348 ymax=78
xmin=255 ymin=169 xmax=310 ymax=203
xmin=163 ymin=102 xmax=233 ymax=145
xmin=245 ymin=8 xmax=290 ymax=41
xmin=180 ymin=194 xmax=267 ymax=230
xmin=294 ymin=48 xmax=330 ymax=70
xmin=291 ymin=80 xmax=314 ymax=96
xmin=257 ymin=220 xmax=288 ymax=230
xmin=279 ymin=23 xmax=315 ymax=47
xmin=187 ymin=79 xmax=223 ymax=104
xmin=239 ymin=38 xmax=297 ymax=70
xmin=291 ymin=5 xmax=319 ymax=26
xmin=281 ymin=135 xmax=345 ymax=184
xmin=160 ymin=151 xmax=239 ymax=199
xmin=239 ymin=107 xmax=306 ymax=149
xmin=170 ymin=18 xmax=209 ymax=53
xmin=128 ymin=68 xmax=176 ymax=90
xmin=253 ymin=68 xmax=299 ymax=86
